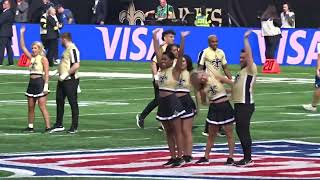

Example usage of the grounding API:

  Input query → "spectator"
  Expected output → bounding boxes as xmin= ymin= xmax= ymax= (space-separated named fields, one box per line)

xmin=280 ymin=2 xmax=295 ymax=28
xmin=91 ymin=0 xmax=106 ymax=25
xmin=46 ymin=6 xmax=62 ymax=67
xmin=145 ymin=0 xmax=175 ymax=20
xmin=261 ymin=4 xmax=282 ymax=59
xmin=40 ymin=11 xmax=48 ymax=50
xmin=195 ymin=5 xmax=211 ymax=27
xmin=28 ymin=0 xmax=44 ymax=23
xmin=15 ymin=0 xmax=29 ymax=23
xmin=0 ymin=0 xmax=14 ymax=66
xmin=28 ymin=0 xmax=54 ymax=23
xmin=42 ymin=0 xmax=54 ymax=12
xmin=56 ymin=4 xmax=74 ymax=24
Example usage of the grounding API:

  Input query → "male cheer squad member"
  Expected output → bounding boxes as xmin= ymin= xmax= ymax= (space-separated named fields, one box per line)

xmin=136 ymin=30 xmax=176 ymax=129
xmin=198 ymin=35 xmax=232 ymax=136
xmin=303 ymin=43 xmax=320 ymax=112
xmin=153 ymin=28 xmax=190 ymax=167
xmin=20 ymin=26 xmax=51 ymax=133
xmin=50 ymin=32 xmax=80 ymax=134
xmin=232 ymin=30 xmax=257 ymax=167
xmin=191 ymin=71 xmax=235 ymax=165
xmin=176 ymin=55 xmax=196 ymax=163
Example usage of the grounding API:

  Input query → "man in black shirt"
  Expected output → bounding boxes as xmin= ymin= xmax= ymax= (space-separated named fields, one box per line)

xmin=0 ymin=0 xmax=14 ymax=66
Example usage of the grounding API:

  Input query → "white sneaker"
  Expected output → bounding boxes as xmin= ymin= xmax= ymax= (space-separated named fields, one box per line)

xmin=303 ymin=104 xmax=317 ymax=112
xmin=49 ymin=126 xmax=65 ymax=133
xmin=202 ymin=132 xmax=209 ymax=137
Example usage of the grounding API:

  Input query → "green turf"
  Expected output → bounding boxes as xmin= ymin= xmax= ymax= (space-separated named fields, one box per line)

xmin=0 ymin=61 xmax=318 ymax=155
xmin=0 ymin=170 xmax=14 ymax=177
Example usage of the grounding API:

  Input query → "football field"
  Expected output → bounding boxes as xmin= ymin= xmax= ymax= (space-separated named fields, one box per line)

xmin=0 ymin=61 xmax=319 ymax=179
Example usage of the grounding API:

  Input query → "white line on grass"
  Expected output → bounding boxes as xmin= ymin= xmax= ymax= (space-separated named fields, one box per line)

xmin=121 ymin=138 xmax=151 ymax=141
xmin=66 ymin=118 xmax=320 ymax=133
xmin=86 ymin=136 xmax=112 ymax=139
xmin=0 ymin=78 xmax=143 ymax=85
xmin=0 ymin=69 xmax=315 ymax=81
xmin=255 ymin=91 xmax=312 ymax=96
xmin=251 ymin=118 xmax=319 ymax=124
xmin=0 ymin=103 xmax=307 ymax=121
xmin=0 ymin=86 xmax=153 ymax=95
xmin=280 ymin=113 xmax=309 ymax=115
xmin=2 ymin=133 xmax=36 ymax=136
xmin=306 ymin=114 xmax=320 ymax=117
xmin=0 ymin=112 xmax=140 ymax=121
xmin=81 ymin=127 xmax=144 ymax=132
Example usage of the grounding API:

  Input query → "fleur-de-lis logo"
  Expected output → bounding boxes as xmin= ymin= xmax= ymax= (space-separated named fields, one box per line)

xmin=119 ymin=2 xmax=145 ymax=25
xmin=178 ymin=79 xmax=185 ymax=87
xmin=31 ymin=61 xmax=37 ymax=70
xmin=235 ymin=74 xmax=240 ymax=83
xmin=208 ymin=85 xmax=217 ymax=95
xmin=210 ymin=58 xmax=222 ymax=69
xmin=159 ymin=75 xmax=167 ymax=84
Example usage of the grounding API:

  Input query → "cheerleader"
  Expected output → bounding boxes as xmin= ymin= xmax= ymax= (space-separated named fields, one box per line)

xmin=153 ymin=28 xmax=190 ymax=167
xmin=175 ymin=55 xmax=196 ymax=163
xmin=20 ymin=25 xmax=51 ymax=132
xmin=190 ymin=71 xmax=235 ymax=165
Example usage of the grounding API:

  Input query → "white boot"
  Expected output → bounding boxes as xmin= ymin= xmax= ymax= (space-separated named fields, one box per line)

xmin=302 ymin=104 xmax=317 ymax=112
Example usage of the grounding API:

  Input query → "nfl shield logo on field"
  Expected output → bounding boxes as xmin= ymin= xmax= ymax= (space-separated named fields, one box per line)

xmin=0 ymin=140 xmax=319 ymax=179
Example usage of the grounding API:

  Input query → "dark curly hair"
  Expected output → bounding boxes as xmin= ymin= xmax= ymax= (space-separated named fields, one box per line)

xmin=183 ymin=55 xmax=194 ymax=72
xmin=162 ymin=51 xmax=175 ymax=61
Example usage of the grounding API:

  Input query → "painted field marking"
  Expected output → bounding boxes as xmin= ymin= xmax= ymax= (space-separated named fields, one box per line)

xmin=86 ymin=136 xmax=112 ymax=139
xmin=121 ymin=138 xmax=151 ymax=141
xmin=0 ymin=100 xmax=129 ymax=107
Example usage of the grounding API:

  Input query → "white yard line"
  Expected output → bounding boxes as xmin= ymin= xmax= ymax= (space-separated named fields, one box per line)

xmin=252 ymin=118 xmax=319 ymax=124
xmin=0 ymin=78 xmax=144 ymax=85
xmin=0 ymin=102 xmax=311 ymax=121
xmin=121 ymin=138 xmax=151 ymax=141
xmin=255 ymin=91 xmax=312 ymax=96
xmin=86 ymin=136 xmax=112 ymax=139
xmin=0 ymin=69 xmax=315 ymax=81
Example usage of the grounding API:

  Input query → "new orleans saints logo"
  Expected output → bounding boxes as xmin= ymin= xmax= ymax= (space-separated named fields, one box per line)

xmin=119 ymin=2 xmax=145 ymax=25
xmin=210 ymin=58 xmax=222 ymax=70
xmin=177 ymin=79 xmax=185 ymax=87
xmin=159 ymin=75 xmax=167 ymax=84
xmin=234 ymin=74 xmax=240 ymax=83
xmin=208 ymin=85 xmax=217 ymax=95
xmin=31 ymin=61 xmax=37 ymax=70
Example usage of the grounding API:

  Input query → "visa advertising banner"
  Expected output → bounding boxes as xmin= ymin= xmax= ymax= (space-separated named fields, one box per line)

xmin=11 ymin=24 xmax=320 ymax=66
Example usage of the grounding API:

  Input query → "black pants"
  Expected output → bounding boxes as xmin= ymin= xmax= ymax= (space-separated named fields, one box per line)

xmin=140 ymin=80 xmax=159 ymax=120
xmin=41 ymin=35 xmax=48 ymax=51
xmin=55 ymin=78 xmax=80 ymax=130
xmin=264 ymin=35 xmax=281 ymax=59
xmin=235 ymin=103 xmax=255 ymax=160
xmin=47 ymin=38 xmax=58 ymax=67
xmin=0 ymin=37 xmax=13 ymax=65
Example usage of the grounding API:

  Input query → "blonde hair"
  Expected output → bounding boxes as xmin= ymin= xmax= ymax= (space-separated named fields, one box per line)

xmin=31 ymin=41 xmax=46 ymax=57
xmin=190 ymin=71 xmax=204 ymax=90
xmin=47 ymin=6 xmax=55 ymax=15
